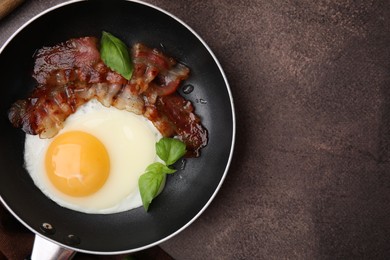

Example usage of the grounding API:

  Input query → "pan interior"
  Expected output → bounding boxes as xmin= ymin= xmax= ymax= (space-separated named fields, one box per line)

xmin=0 ymin=0 xmax=234 ymax=253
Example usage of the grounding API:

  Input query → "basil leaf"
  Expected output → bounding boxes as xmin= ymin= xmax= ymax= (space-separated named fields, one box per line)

xmin=146 ymin=162 xmax=176 ymax=175
xmin=138 ymin=170 xmax=166 ymax=211
xmin=138 ymin=138 xmax=186 ymax=211
xmin=156 ymin=138 xmax=187 ymax=166
xmin=100 ymin=31 xmax=133 ymax=80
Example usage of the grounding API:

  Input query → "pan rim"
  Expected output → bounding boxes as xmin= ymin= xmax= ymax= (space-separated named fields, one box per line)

xmin=0 ymin=0 xmax=236 ymax=255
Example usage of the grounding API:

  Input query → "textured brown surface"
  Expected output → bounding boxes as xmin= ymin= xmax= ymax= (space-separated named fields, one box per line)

xmin=0 ymin=0 xmax=24 ymax=20
xmin=0 ymin=203 xmax=33 ymax=259
xmin=1 ymin=0 xmax=390 ymax=259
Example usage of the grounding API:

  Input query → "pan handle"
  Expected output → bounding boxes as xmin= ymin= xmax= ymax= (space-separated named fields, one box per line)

xmin=31 ymin=235 xmax=76 ymax=260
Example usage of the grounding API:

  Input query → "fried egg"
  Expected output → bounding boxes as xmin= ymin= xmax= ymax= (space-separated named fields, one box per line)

xmin=24 ymin=99 xmax=162 ymax=214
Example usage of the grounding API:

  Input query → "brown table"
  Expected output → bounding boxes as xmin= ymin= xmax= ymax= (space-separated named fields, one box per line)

xmin=1 ymin=0 xmax=389 ymax=259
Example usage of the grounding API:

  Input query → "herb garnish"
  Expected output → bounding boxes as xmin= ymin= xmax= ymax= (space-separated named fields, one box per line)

xmin=139 ymin=138 xmax=186 ymax=211
xmin=100 ymin=31 xmax=133 ymax=80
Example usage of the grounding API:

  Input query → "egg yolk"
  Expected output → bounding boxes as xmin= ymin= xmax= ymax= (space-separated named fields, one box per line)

xmin=45 ymin=131 xmax=110 ymax=197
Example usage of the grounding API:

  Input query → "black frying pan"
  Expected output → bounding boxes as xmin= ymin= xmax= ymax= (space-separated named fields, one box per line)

xmin=0 ymin=0 xmax=235 ymax=255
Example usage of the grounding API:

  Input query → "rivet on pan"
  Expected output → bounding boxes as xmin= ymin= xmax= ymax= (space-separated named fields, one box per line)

xmin=65 ymin=234 xmax=81 ymax=246
xmin=39 ymin=222 xmax=55 ymax=235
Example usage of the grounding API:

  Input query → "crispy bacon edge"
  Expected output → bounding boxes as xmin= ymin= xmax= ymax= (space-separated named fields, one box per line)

xmin=8 ymin=37 xmax=208 ymax=156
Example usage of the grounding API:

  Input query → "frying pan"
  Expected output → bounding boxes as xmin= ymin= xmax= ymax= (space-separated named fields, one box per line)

xmin=0 ymin=0 xmax=235 ymax=257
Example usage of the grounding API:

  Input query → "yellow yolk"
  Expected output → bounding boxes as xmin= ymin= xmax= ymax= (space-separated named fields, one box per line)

xmin=45 ymin=131 xmax=110 ymax=197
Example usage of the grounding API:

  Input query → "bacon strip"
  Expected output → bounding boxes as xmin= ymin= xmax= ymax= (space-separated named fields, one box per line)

xmin=157 ymin=93 xmax=208 ymax=157
xmin=8 ymin=37 xmax=207 ymax=156
xmin=33 ymin=37 xmax=104 ymax=85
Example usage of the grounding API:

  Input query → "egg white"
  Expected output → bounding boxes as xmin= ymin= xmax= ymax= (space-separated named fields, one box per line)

xmin=24 ymin=99 xmax=162 ymax=214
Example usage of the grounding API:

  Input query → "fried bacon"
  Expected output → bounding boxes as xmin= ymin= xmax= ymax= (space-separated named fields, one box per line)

xmin=33 ymin=37 xmax=105 ymax=85
xmin=157 ymin=94 xmax=208 ymax=156
xmin=8 ymin=37 xmax=207 ymax=156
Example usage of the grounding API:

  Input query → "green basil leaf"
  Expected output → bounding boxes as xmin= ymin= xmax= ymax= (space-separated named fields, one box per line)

xmin=138 ymin=170 xmax=166 ymax=211
xmin=156 ymin=138 xmax=187 ymax=166
xmin=146 ymin=162 xmax=176 ymax=175
xmin=138 ymin=138 xmax=186 ymax=212
xmin=100 ymin=31 xmax=133 ymax=80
